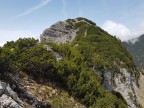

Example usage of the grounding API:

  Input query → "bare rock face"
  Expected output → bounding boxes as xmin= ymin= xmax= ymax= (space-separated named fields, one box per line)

xmin=103 ymin=68 xmax=138 ymax=108
xmin=133 ymin=73 xmax=144 ymax=108
xmin=5 ymin=73 xmax=51 ymax=108
xmin=40 ymin=21 xmax=77 ymax=44
xmin=114 ymin=68 xmax=137 ymax=108
xmin=0 ymin=81 xmax=24 ymax=108
xmin=0 ymin=94 xmax=23 ymax=108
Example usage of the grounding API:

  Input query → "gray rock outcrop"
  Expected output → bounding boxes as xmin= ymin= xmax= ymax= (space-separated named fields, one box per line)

xmin=0 ymin=81 xmax=24 ymax=108
xmin=40 ymin=21 xmax=77 ymax=44
xmin=103 ymin=68 xmax=138 ymax=108
xmin=5 ymin=73 xmax=51 ymax=108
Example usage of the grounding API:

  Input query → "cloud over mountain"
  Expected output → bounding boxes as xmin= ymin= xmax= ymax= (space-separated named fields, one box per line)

xmin=101 ymin=20 xmax=132 ymax=41
xmin=101 ymin=20 xmax=144 ymax=41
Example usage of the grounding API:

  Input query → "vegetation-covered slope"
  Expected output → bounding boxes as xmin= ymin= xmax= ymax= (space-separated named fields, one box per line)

xmin=123 ymin=34 xmax=144 ymax=71
xmin=0 ymin=18 xmax=140 ymax=108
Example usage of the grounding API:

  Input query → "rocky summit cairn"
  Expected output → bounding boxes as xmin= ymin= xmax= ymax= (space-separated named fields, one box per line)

xmin=40 ymin=21 xmax=77 ymax=44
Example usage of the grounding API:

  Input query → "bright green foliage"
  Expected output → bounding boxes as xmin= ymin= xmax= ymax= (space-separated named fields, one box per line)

xmin=0 ymin=18 xmax=137 ymax=108
xmin=76 ymin=17 xmax=96 ymax=25
xmin=46 ymin=42 xmax=128 ymax=107
xmin=0 ymin=38 xmax=55 ymax=78
xmin=72 ymin=22 xmax=134 ymax=70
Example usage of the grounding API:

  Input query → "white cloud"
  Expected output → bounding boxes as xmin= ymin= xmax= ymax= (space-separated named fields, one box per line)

xmin=13 ymin=0 xmax=52 ymax=19
xmin=0 ymin=29 xmax=36 ymax=45
xmin=128 ymin=38 xmax=139 ymax=44
xmin=62 ymin=0 xmax=68 ymax=19
xmin=101 ymin=20 xmax=132 ymax=41
xmin=101 ymin=20 xmax=144 ymax=41
xmin=0 ymin=42 xmax=5 ymax=47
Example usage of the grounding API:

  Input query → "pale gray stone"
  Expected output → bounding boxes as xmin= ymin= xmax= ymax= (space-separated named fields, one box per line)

xmin=103 ymin=68 xmax=138 ymax=108
xmin=40 ymin=21 xmax=77 ymax=44
xmin=0 ymin=94 xmax=23 ymax=108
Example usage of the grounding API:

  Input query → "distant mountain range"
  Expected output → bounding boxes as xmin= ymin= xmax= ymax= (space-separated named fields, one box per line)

xmin=123 ymin=34 xmax=144 ymax=71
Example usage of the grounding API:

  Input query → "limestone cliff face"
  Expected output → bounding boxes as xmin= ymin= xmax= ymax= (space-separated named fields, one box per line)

xmin=40 ymin=21 xmax=77 ymax=44
xmin=103 ymin=68 xmax=137 ymax=108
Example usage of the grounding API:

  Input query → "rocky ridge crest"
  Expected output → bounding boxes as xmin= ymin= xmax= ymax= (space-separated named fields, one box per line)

xmin=40 ymin=17 xmax=140 ymax=108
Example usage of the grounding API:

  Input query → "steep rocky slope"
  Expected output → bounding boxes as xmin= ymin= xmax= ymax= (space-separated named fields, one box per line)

xmin=0 ymin=72 xmax=85 ymax=108
xmin=0 ymin=38 xmax=86 ymax=108
xmin=123 ymin=35 xmax=144 ymax=108
xmin=0 ymin=17 xmax=141 ymax=108
xmin=40 ymin=17 xmax=140 ymax=108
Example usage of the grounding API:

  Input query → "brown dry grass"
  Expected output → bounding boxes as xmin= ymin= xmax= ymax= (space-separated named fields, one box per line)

xmin=19 ymin=72 xmax=85 ymax=108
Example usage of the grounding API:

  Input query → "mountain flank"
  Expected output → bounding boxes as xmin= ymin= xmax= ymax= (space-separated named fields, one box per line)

xmin=0 ymin=17 xmax=141 ymax=108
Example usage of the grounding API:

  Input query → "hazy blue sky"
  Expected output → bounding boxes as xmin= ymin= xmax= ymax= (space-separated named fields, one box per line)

xmin=0 ymin=0 xmax=144 ymax=45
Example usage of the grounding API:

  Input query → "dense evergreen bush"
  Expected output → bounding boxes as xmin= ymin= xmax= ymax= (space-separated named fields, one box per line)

xmin=0 ymin=18 xmax=136 ymax=107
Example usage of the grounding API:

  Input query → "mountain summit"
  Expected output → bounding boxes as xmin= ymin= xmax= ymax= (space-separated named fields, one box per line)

xmin=40 ymin=17 xmax=140 ymax=108
xmin=0 ymin=18 xmax=141 ymax=108
xmin=40 ymin=17 xmax=96 ymax=44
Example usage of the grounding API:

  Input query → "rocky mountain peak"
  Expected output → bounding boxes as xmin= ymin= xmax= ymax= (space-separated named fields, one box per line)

xmin=40 ymin=17 xmax=96 ymax=44
xmin=40 ymin=18 xmax=141 ymax=108
xmin=0 ymin=18 xmax=142 ymax=108
xmin=40 ymin=20 xmax=76 ymax=44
